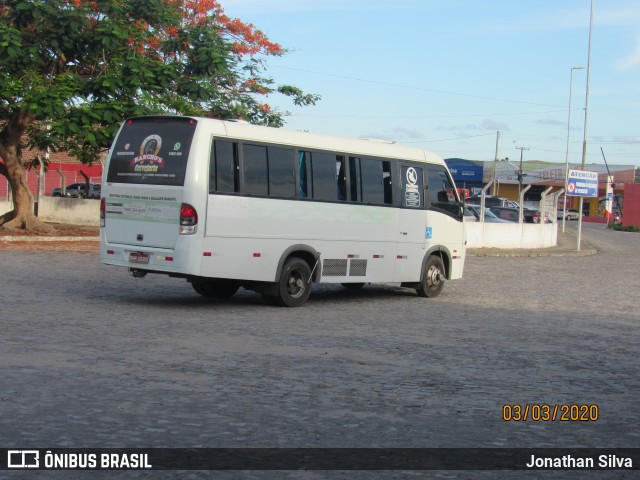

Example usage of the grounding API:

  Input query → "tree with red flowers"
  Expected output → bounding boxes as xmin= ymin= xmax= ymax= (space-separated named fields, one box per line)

xmin=0 ymin=0 xmax=319 ymax=230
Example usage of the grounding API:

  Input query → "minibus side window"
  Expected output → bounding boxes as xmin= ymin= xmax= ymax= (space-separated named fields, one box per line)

xmin=311 ymin=152 xmax=340 ymax=202
xmin=268 ymin=146 xmax=296 ymax=198
xmin=243 ymin=144 xmax=269 ymax=196
xmin=210 ymin=140 xmax=239 ymax=193
xmin=298 ymin=151 xmax=310 ymax=198
xmin=348 ymin=157 xmax=361 ymax=202
xmin=427 ymin=165 xmax=459 ymax=216
xmin=360 ymin=157 xmax=387 ymax=205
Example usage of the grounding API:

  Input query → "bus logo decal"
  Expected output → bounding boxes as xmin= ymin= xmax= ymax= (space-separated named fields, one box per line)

xmin=130 ymin=135 xmax=165 ymax=173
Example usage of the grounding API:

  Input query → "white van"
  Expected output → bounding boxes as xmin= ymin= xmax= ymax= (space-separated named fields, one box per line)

xmin=100 ymin=116 xmax=466 ymax=306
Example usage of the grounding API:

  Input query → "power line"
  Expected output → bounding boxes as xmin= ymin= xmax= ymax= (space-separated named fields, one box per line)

xmin=402 ymin=133 xmax=496 ymax=144
xmin=287 ymin=109 xmax=569 ymax=119
xmin=272 ymin=64 xmax=566 ymax=108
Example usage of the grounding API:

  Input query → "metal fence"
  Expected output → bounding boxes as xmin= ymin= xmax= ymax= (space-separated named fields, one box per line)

xmin=1 ymin=169 xmax=103 ymax=201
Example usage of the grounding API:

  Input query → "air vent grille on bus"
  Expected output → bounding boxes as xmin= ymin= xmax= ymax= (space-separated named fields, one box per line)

xmin=322 ymin=259 xmax=348 ymax=276
xmin=348 ymin=259 xmax=367 ymax=277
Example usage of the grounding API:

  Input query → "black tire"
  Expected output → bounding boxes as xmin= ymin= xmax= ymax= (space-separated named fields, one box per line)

xmin=274 ymin=257 xmax=312 ymax=307
xmin=191 ymin=280 xmax=239 ymax=299
xmin=261 ymin=294 xmax=281 ymax=306
xmin=416 ymin=255 xmax=445 ymax=298
xmin=341 ymin=283 xmax=365 ymax=290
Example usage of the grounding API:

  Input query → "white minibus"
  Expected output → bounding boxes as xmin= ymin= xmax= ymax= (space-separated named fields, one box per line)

xmin=100 ymin=116 xmax=466 ymax=306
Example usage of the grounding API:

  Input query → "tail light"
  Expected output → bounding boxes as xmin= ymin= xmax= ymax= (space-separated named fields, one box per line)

xmin=533 ymin=212 xmax=540 ymax=224
xmin=180 ymin=203 xmax=198 ymax=235
xmin=100 ymin=197 xmax=106 ymax=227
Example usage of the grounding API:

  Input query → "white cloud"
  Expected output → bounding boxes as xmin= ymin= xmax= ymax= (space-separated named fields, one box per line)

xmin=390 ymin=127 xmax=426 ymax=140
xmin=615 ymin=35 xmax=640 ymax=70
xmin=481 ymin=119 xmax=509 ymax=132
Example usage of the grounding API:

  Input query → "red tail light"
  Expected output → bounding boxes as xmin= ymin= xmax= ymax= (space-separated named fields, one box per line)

xmin=100 ymin=197 xmax=106 ymax=227
xmin=180 ymin=203 xmax=198 ymax=235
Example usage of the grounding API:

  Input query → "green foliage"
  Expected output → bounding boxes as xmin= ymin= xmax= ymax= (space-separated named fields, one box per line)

xmin=0 ymin=0 xmax=319 ymax=165
xmin=609 ymin=223 xmax=640 ymax=233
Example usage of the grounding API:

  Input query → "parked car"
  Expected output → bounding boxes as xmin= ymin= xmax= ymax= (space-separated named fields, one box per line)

xmin=464 ymin=195 xmax=508 ymax=207
xmin=488 ymin=206 xmax=548 ymax=224
xmin=557 ymin=208 xmax=581 ymax=221
xmin=51 ymin=183 xmax=101 ymax=199
xmin=464 ymin=205 xmax=511 ymax=223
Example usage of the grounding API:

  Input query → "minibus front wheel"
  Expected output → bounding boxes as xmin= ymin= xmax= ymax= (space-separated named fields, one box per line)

xmin=416 ymin=254 xmax=445 ymax=298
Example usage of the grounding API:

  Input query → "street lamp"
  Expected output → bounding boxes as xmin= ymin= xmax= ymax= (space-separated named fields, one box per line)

xmin=576 ymin=0 xmax=594 ymax=251
xmin=563 ymin=65 xmax=586 ymax=233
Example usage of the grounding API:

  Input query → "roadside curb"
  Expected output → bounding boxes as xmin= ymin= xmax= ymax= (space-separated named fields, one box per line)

xmin=467 ymin=230 xmax=599 ymax=258
xmin=467 ymin=247 xmax=598 ymax=258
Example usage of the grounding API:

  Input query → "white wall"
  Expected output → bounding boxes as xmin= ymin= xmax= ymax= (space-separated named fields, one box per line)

xmin=2 ymin=198 xmax=558 ymax=248
xmin=0 ymin=197 xmax=99 ymax=226
xmin=465 ymin=221 xmax=558 ymax=249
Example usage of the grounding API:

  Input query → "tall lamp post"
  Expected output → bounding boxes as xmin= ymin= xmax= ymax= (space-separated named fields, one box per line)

xmin=577 ymin=0 xmax=594 ymax=251
xmin=563 ymin=66 xmax=586 ymax=233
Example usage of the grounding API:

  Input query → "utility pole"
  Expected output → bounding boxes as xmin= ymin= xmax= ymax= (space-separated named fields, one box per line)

xmin=515 ymin=146 xmax=529 ymax=198
xmin=492 ymin=131 xmax=500 ymax=196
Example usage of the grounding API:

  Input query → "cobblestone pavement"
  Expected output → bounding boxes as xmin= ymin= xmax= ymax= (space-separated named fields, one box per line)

xmin=0 ymin=224 xmax=638 ymax=479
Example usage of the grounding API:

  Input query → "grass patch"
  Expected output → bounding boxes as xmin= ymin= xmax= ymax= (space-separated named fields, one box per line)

xmin=609 ymin=223 xmax=640 ymax=232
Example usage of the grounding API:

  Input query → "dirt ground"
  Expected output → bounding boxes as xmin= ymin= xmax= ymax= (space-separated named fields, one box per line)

xmin=0 ymin=223 xmax=99 ymax=252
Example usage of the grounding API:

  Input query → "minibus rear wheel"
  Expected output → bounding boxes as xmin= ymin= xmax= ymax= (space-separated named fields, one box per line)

xmin=271 ymin=257 xmax=312 ymax=307
xmin=191 ymin=279 xmax=239 ymax=299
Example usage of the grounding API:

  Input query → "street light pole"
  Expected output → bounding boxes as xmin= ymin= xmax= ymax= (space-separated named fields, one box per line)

xmin=492 ymin=131 xmax=500 ymax=196
xmin=563 ymin=66 xmax=586 ymax=233
xmin=577 ymin=0 xmax=594 ymax=252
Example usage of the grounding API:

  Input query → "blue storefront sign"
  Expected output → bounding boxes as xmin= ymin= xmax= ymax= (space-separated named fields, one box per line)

xmin=567 ymin=169 xmax=598 ymax=197
xmin=444 ymin=158 xmax=484 ymax=183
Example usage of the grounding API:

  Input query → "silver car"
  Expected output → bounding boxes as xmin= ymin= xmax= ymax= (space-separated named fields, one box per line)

xmin=464 ymin=205 xmax=511 ymax=223
xmin=558 ymin=208 xmax=581 ymax=221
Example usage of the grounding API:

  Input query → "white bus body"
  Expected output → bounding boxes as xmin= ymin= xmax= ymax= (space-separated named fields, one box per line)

xmin=100 ymin=116 xmax=466 ymax=306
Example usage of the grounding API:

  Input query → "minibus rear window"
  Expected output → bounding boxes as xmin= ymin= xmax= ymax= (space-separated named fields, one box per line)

xmin=106 ymin=118 xmax=197 ymax=186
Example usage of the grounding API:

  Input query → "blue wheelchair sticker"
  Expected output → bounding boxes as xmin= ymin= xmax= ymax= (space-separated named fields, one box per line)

xmin=425 ymin=226 xmax=433 ymax=239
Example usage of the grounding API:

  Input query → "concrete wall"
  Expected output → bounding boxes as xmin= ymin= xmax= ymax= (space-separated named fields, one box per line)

xmin=465 ymin=221 xmax=558 ymax=249
xmin=2 ymin=198 xmax=558 ymax=248
xmin=0 ymin=197 xmax=99 ymax=226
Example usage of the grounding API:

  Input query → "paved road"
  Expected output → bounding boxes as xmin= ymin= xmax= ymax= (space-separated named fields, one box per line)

xmin=0 ymin=223 xmax=638 ymax=479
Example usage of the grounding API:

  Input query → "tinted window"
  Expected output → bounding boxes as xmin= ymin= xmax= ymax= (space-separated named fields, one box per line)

xmin=268 ymin=146 xmax=295 ymax=198
xmin=107 ymin=118 xmax=196 ymax=186
xmin=349 ymin=157 xmax=361 ymax=202
xmin=243 ymin=144 xmax=268 ymax=196
xmin=210 ymin=140 xmax=239 ymax=193
xmin=360 ymin=158 xmax=391 ymax=205
xmin=312 ymin=152 xmax=339 ymax=201
xmin=428 ymin=165 xmax=459 ymax=216
xmin=299 ymin=151 xmax=311 ymax=198
xmin=336 ymin=156 xmax=346 ymax=201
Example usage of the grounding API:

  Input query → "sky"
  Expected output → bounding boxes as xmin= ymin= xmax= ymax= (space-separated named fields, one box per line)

xmin=221 ymin=0 xmax=640 ymax=167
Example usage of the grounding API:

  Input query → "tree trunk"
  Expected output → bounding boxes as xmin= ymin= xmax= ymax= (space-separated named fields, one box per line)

xmin=0 ymin=110 xmax=50 ymax=231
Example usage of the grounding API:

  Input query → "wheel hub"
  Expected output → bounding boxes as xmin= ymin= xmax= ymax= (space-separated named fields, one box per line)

xmin=427 ymin=266 xmax=442 ymax=287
